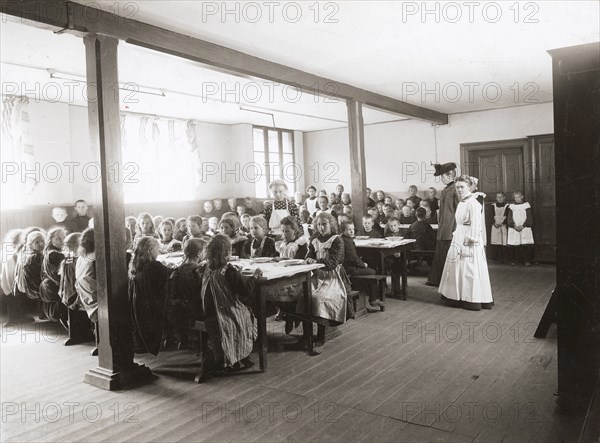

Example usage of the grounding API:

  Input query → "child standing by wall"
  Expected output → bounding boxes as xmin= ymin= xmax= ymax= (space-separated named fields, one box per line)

xmin=488 ymin=192 xmax=509 ymax=263
xmin=506 ymin=191 xmax=534 ymax=266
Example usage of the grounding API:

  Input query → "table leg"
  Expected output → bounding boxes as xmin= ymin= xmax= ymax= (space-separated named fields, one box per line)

xmin=257 ymin=285 xmax=267 ymax=372
xmin=401 ymin=249 xmax=408 ymax=300
xmin=304 ymin=272 xmax=318 ymax=355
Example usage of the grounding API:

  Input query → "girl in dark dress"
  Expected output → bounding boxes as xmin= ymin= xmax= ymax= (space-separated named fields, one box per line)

xmin=166 ymin=238 xmax=208 ymax=348
xmin=241 ymin=216 xmax=277 ymax=259
xmin=128 ymin=236 xmax=170 ymax=355
xmin=39 ymin=227 xmax=68 ymax=326
xmin=201 ymin=235 xmax=260 ymax=370
xmin=219 ymin=218 xmax=247 ymax=257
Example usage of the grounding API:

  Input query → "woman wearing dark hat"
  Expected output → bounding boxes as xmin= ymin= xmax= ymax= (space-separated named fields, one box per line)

xmin=427 ymin=162 xmax=460 ymax=287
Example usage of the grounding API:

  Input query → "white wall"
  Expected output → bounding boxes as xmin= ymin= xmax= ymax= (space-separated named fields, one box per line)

xmin=303 ymin=102 xmax=554 ymax=199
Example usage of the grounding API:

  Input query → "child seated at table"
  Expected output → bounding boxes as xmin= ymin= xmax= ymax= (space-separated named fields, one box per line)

xmin=341 ymin=193 xmax=351 ymax=206
xmin=241 ymin=216 xmax=277 ymax=259
xmin=76 ymin=228 xmax=97 ymax=323
xmin=238 ymin=213 xmax=252 ymax=237
xmin=425 ymin=187 xmax=439 ymax=214
xmin=158 ymin=220 xmax=182 ymax=253
xmin=337 ymin=213 xmax=351 ymax=227
xmin=39 ymin=227 xmax=68 ymax=326
xmin=152 ymin=215 xmax=163 ymax=231
xmin=182 ymin=215 xmax=210 ymax=246
xmin=201 ymin=235 xmax=259 ymax=371
xmin=407 ymin=185 xmax=422 ymax=207
xmin=420 ymin=200 xmax=438 ymax=224
xmin=300 ymin=209 xmax=314 ymax=239
xmin=383 ymin=217 xmax=404 ymax=295
xmin=375 ymin=190 xmax=385 ymax=204
xmin=243 ymin=197 xmax=257 ymax=216
xmin=173 ymin=218 xmax=187 ymax=242
xmin=406 ymin=208 xmax=436 ymax=265
xmin=273 ymin=216 xmax=309 ymax=333
xmin=134 ymin=212 xmax=158 ymax=247
xmin=303 ymin=212 xmax=350 ymax=348
xmin=395 ymin=199 xmax=405 ymax=212
xmin=1 ymin=229 xmax=24 ymax=323
xmin=16 ymin=231 xmax=45 ymax=302
xmin=314 ymin=196 xmax=330 ymax=218
xmin=166 ymin=237 xmax=208 ymax=349
xmin=208 ymin=217 xmax=219 ymax=236
xmin=399 ymin=205 xmax=416 ymax=224
xmin=383 ymin=196 xmax=394 ymax=207
xmin=340 ymin=221 xmax=382 ymax=312
xmin=360 ymin=214 xmax=383 ymax=238
xmin=50 ymin=207 xmax=72 ymax=234
xmin=219 ymin=219 xmax=247 ymax=257
xmin=126 ymin=216 xmax=137 ymax=239
xmin=128 ymin=236 xmax=170 ymax=355
xmin=59 ymin=232 xmax=82 ymax=311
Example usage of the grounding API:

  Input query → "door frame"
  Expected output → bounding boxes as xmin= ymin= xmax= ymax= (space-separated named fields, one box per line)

xmin=459 ymin=138 xmax=532 ymax=203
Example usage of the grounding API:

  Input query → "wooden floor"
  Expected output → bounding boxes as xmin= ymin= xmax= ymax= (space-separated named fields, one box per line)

xmin=0 ymin=264 xmax=585 ymax=442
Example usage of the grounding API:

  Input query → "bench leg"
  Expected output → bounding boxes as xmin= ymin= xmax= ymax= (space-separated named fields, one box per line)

xmin=195 ymin=329 xmax=210 ymax=383
xmin=379 ymin=281 xmax=386 ymax=311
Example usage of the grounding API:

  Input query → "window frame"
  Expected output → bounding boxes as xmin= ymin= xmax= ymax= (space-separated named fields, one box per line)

xmin=252 ymin=125 xmax=296 ymax=198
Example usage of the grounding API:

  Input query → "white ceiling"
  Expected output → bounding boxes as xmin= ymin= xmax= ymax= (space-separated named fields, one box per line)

xmin=2 ymin=1 xmax=599 ymax=130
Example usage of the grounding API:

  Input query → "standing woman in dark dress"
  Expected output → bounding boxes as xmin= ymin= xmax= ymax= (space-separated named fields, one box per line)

xmin=263 ymin=179 xmax=301 ymax=239
xmin=427 ymin=162 xmax=460 ymax=287
xmin=128 ymin=236 xmax=170 ymax=355
xmin=39 ymin=227 xmax=68 ymax=326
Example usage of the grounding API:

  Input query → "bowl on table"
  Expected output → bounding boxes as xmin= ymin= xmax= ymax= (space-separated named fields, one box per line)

xmin=355 ymin=236 xmax=370 ymax=240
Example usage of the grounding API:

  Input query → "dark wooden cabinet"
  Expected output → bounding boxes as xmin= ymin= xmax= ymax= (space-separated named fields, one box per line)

xmin=528 ymin=134 xmax=556 ymax=262
xmin=549 ymin=42 xmax=600 ymax=412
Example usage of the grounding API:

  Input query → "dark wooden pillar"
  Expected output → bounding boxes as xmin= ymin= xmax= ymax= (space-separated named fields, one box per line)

xmin=548 ymin=42 xmax=600 ymax=412
xmin=346 ymin=100 xmax=367 ymax=228
xmin=83 ymin=34 xmax=153 ymax=390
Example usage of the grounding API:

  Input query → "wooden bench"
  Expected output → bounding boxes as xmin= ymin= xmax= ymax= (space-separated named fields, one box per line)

xmin=350 ymin=275 xmax=386 ymax=313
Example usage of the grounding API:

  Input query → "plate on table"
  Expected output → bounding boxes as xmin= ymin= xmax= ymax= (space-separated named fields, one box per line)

xmin=387 ymin=236 xmax=404 ymax=240
xmin=252 ymin=257 xmax=273 ymax=263
xmin=168 ymin=251 xmax=185 ymax=257
xmin=355 ymin=236 xmax=370 ymax=240
xmin=280 ymin=259 xmax=304 ymax=266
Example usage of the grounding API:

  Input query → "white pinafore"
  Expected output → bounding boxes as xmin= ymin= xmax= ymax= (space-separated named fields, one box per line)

xmin=490 ymin=203 xmax=508 ymax=246
xmin=507 ymin=202 xmax=534 ymax=245
xmin=268 ymin=199 xmax=290 ymax=237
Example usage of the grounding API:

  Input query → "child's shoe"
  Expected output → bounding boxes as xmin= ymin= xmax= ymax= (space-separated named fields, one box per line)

xmin=367 ymin=302 xmax=380 ymax=312
xmin=374 ymin=300 xmax=385 ymax=307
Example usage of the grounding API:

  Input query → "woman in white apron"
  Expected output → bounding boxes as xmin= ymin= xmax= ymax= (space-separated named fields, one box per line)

xmin=439 ymin=175 xmax=494 ymax=311
xmin=506 ymin=191 xmax=535 ymax=266
xmin=263 ymin=179 xmax=301 ymax=239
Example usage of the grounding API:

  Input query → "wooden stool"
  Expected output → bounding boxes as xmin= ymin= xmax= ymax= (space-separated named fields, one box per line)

xmin=350 ymin=275 xmax=387 ymax=312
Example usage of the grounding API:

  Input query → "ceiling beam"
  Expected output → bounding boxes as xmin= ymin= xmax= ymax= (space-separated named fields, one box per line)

xmin=1 ymin=0 xmax=448 ymax=124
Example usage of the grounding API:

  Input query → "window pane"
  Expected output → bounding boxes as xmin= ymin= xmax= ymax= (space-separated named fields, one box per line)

xmin=255 ymin=175 xmax=268 ymax=199
xmin=268 ymin=130 xmax=279 ymax=153
xmin=282 ymin=131 xmax=293 ymax=153
xmin=253 ymin=128 xmax=265 ymax=152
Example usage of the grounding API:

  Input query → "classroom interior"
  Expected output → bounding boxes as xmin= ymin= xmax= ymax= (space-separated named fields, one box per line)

xmin=1 ymin=1 xmax=599 ymax=442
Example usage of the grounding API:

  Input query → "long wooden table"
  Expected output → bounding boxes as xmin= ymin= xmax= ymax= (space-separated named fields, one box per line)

xmin=353 ymin=238 xmax=416 ymax=300
xmin=157 ymin=254 xmax=323 ymax=372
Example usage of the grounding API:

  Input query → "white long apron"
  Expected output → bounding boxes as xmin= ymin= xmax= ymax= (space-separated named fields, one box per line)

xmin=439 ymin=196 xmax=493 ymax=305
xmin=490 ymin=203 xmax=508 ymax=246
xmin=507 ymin=203 xmax=534 ymax=245
xmin=268 ymin=199 xmax=290 ymax=236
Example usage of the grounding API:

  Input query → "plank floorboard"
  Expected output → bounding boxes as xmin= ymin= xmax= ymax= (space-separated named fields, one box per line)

xmin=1 ymin=264 xmax=584 ymax=442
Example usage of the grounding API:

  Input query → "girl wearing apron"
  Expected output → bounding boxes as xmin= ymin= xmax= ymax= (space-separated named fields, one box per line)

xmin=489 ymin=193 xmax=509 ymax=262
xmin=506 ymin=191 xmax=535 ymax=265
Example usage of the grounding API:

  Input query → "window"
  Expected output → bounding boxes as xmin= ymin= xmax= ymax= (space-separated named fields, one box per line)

xmin=120 ymin=115 xmax=199 ymax=204
xmin=252 ymin=126 xmax=296 ymax=198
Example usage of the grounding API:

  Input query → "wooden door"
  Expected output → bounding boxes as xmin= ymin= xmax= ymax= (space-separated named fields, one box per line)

xmin=467 ymin=147 xmax=524 ymax=202
xmin=529 ymin=135 xmax=556 ymax=262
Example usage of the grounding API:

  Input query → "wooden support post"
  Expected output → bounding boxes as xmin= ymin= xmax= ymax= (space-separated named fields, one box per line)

xmin=346 ymin=100 xmax=367 ymax=229
xmin=82 ymin=34 xmax=153 ymax=390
